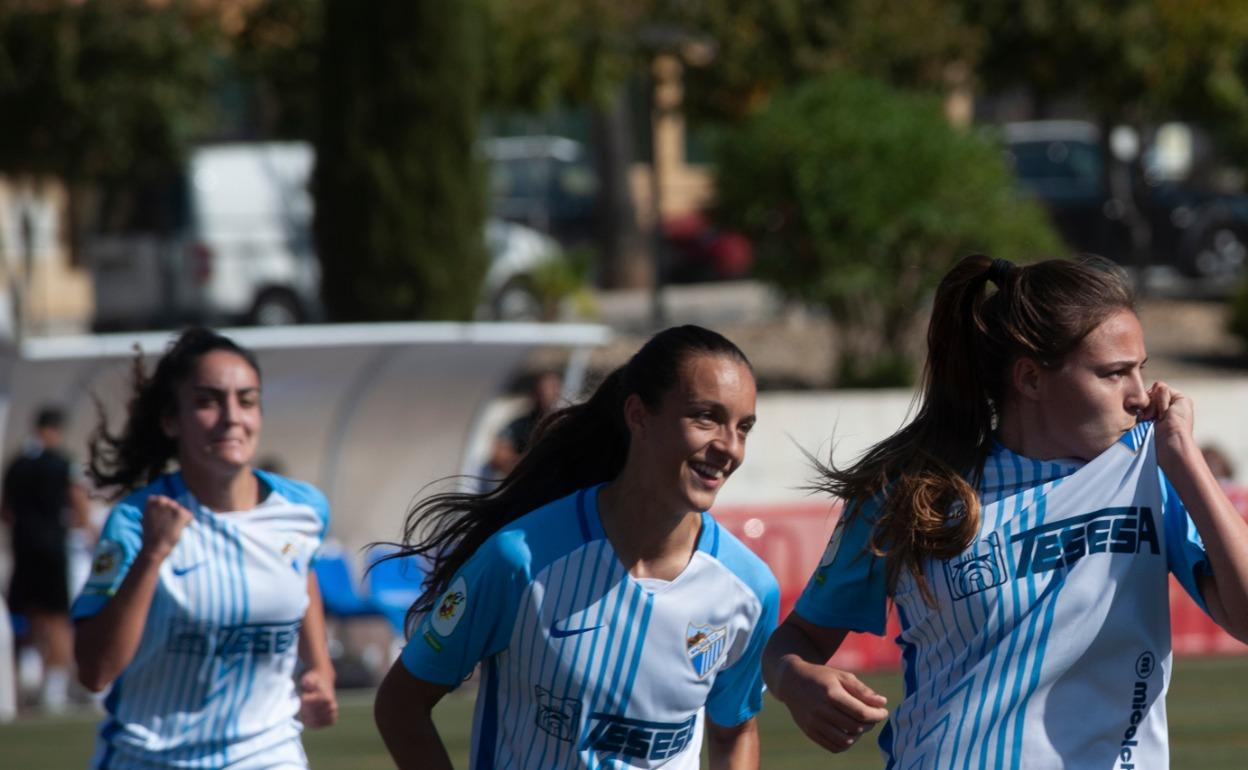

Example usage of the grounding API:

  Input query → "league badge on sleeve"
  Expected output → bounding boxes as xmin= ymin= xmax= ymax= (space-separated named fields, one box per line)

xmin=686 ymin=623 xmax=728 ymax=679
xmin=430 ymin=576 xmax=468 ymax=637
xmin=83 ymin=540 xmax=124 ymax=595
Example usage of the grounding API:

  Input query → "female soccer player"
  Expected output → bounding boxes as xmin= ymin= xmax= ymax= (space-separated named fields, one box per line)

xmin=764 ymin=255 xmax=1248 ymax=767
xmin=73 ymin=328 xmax=338 ymax=769
xmin=374 ymin=325 xmax=779 ymax=770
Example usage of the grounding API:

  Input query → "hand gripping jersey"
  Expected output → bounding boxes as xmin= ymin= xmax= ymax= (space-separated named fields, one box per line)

xmin=72 ymin=471 xmax=330 ymax=770
xmin=796 ymin=424 xmax=1212 ymax=770
xmin=401 ymin=485 xmax=780 ymax=769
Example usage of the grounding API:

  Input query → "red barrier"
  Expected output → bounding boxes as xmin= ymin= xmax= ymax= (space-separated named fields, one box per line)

xmin=716 ymin=498 xmax=1248 ymax=671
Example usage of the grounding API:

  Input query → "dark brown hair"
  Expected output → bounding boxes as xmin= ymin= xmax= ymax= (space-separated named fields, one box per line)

xmin=818 ymin=254 xmax=1134 ymax=604
xmin=89 ymin=327 xmax=262 ymax=499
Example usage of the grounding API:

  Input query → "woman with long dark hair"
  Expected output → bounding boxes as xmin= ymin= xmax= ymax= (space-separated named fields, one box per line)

xmin=73 ymin=327 xmax=337 ymax=769
xmin=764 ymin=255 xmax=1248 ymax=767
xmin=374 ymin=325 xmax=779 ymax=770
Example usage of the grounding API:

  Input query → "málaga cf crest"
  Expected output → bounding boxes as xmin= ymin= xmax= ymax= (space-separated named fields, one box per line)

xmin=686 ymin=623 xmax=728 ymax=679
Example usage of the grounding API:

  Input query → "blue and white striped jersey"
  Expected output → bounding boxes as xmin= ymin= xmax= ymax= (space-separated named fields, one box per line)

xmin=401 ymin=485 xmax=780 ymax=769
xmin=796 ymin=423 xmax=1212 ymax=769
xmin=72 ymin=471 xmax=330 ymax=770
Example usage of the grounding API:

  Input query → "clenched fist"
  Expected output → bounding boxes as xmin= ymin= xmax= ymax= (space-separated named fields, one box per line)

xmin=141 ymin=494 xmax=194 ymax=559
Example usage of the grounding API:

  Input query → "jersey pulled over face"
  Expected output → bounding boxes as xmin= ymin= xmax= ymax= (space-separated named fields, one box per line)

xmin=797 ymin=423 xmax=1212 ymax=769
xmin=402 ymin=486 xmax=779 ymax=769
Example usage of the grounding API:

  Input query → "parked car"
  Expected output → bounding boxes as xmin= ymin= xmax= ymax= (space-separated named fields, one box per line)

xmin=483 ymin=135 xmax=598 ymax=251
xmin=88 ymin=142 xmax=564 ymax=330
xmin=661 ymin=211 xmax=753 ymax=283
xmin=89 ymin=142 xmax=320 ymax=330
xmin=1004 ymin=120 xmax=1248 ymax=281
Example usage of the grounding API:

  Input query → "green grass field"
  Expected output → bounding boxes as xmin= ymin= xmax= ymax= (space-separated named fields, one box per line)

xmin=2 ymin=655 xmax=1245 ymax=768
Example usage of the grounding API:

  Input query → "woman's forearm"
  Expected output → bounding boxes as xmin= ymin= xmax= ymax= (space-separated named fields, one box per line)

xmin=1167 ymin=442 xmax=1248 ymax=641
xmin=298 ymin=573 xmax=334 ymax=676
xmin=374 ymin=662 xmax=454 ymax=770
xmin=74 ymin=547 xmax=167 ymax=691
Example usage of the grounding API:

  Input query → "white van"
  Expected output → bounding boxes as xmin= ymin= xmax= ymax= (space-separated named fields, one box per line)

xmin=89 ymin=142 xmax=321 ymax=330
xmin=88 ymin=141 xmax=563 ymax=329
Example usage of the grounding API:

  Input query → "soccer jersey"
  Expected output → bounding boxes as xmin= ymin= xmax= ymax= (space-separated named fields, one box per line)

xmin=72 ymin=470 xmax=330 ymax=770
xmin=796 ymin=423 xmax=1212 ymax=769
xmin=401 ymin=485 xmax=780 ymax=769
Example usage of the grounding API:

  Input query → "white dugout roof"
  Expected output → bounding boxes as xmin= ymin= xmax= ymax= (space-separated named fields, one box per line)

xmin=0 ymin=322 xmax=610 ymax=552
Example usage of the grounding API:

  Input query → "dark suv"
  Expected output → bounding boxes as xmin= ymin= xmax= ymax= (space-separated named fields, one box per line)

xmin=1004 ymin=120 xmax=1248 ymax=282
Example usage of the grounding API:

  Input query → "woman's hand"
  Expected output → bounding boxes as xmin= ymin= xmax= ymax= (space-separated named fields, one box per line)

xmin=776 ymin=658 xmax=889 ymax=753
xmin=299 ymin=668 xmax=339 ymax=728
xmin=1141 ymin=381 xmax=1197 ymax=473
xmin=140 ymin=495 xmax=194 ymax=558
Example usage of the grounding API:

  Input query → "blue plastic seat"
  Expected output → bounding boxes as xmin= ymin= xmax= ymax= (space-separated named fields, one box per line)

xmin=312 ymin=549 xmax=378 ymax=618
xmin=365 ymin=548 xmax=428 ymax=636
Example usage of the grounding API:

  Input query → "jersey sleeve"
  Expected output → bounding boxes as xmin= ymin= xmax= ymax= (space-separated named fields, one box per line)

xmin=794 ymin=500 xmax=889 ymax=635
xmin=400 ymin=529 xmax=530 ymax=688
xmin=71 ymin=501 xmax=144 ymax=620
xmin=1159 ymin=469 xmax=1213 ymax=613
xmin=705 ymin=574 xmax=780 ymax=727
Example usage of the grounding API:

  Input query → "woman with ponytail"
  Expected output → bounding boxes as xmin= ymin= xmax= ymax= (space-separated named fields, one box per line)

xmin=375 ymin=325 xmax=779 ymax=770
xmin=764 ymin=255 xmax=1248 ymax=767
xmin=73 ymin=328 xmax=337 ymax=769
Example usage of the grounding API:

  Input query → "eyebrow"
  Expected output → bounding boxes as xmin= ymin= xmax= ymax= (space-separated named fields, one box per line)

xmin=688 ymin=399 xmax=756 ymax=421
xmin=191 ymin=385 xmax=261 ymax=396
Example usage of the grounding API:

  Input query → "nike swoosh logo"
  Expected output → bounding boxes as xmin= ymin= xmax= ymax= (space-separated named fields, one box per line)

xmin=550 ymin=620 xmax=602 ymax=639
xmin=172 ymin=562 xmax=207 ymax=576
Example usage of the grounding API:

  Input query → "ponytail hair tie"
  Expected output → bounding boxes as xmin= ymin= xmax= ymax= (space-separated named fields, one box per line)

xmin=986 ymin=258 xmax=1015 ymax=287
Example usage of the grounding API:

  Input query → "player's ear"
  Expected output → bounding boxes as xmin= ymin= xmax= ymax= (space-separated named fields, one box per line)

xmin=1012 ymin=357 xmax=1045 ymax=402
xmin=622 ymin=393 xmax=649 ymax=438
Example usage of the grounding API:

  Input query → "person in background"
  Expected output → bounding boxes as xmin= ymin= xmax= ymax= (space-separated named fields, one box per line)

xmin=2 ymin=406 xmax=90 ymax=713
xmin=485 ymin=370 xmax=563 ymax=480
xmin=73 ymin=328 xmax=337 ymax=769
xmin=1200 ymin=443 xmax=1248 ymax=516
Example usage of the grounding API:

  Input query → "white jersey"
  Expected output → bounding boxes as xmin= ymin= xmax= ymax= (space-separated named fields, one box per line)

xmin=72 ymin=471 xmax=329 ymax=770
xmin=797 ymin=423 xmax=1212 ymax=769
xmin=401 ymin=485 xmax=780 ymax=769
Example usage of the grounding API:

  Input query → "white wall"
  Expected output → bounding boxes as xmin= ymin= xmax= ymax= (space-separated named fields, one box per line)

xmin=714 ymin=380 xmax=1248 ymax=505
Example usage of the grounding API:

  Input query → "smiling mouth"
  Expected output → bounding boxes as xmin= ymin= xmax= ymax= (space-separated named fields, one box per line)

xmin=690 ymin=461 xmax=728 ymax=485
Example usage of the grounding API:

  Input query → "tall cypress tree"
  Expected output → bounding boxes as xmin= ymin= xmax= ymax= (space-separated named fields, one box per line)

xmin=314 ymin=0 xmax=487 ymax=321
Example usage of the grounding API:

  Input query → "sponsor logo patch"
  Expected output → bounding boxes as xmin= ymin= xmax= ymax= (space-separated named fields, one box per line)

xmin=82 ymin=540 xmax=124 ymax=594
xmin=945 ymin=532 xmax=1008 ymax=600
xmin=430 ymin=576 xmax=467 ymax=637
xmin=583 ymin=712 xmax=697 ymax=760
xmin=535 ymin=686 xmax=582 ymax=742
xmin=422 ymin=631 xmax=443 ymax=653
xmin=1119 ymin=650 xmax=1157 ymax=769
xmin=1012 ymin=506 xmax=1159 ymax=577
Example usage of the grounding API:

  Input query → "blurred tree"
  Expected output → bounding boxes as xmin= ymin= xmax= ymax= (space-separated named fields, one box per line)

xmin=313 ymin=0 xmax=488 ymax=321
xmin=230 ymin=0 xmax=322 ymax=140
xmin=0 ymin=1 xmax=220 ymax=185
xmin=671 ymin=0 xmax=983 ymax=122
xmin=715 ymin=74 xmax=1060 ymax=386
xmin=964 ymin=0 xmax=1248 ymax=280
xmin=483 ymin=0 xmax=654 ymax=289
